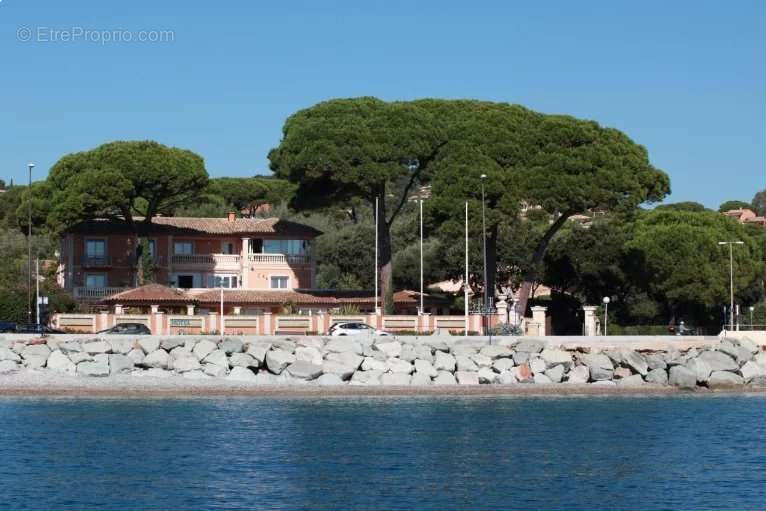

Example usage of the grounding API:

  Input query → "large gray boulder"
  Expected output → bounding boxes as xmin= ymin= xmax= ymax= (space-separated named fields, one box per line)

xmin=684 ymin=358 xmax=712 ymax=383
xmin=227 ymin=366 xmax=257 ymax=382
xmin=434 ymin=351 xmax=456 ymax=372
xmin=455 ymin=355 xmax=479 ymax=372
xmin=220 ymin=338 xmax=244 ymax=354
xmin=513 ymin=351 xmax=530 ymax=365
xmin=286 ymin=361 xmax=323 ymax=380
xmin=616 ymin=374 xmax=645 ymax=386
xmin=708 ymin=370 xmax=744 ymax=388
xmin=413 ymin=344 xmax=434 ymax=363
xmin=492 ymin=358 xmax=515 ymax=373
xmin=496 ymin=371 xmax=518 ymax=384
xmin=387 ymin=358 xmax=414 ymax=374
xmin=47 ymin=350 xmax=76 ymax=375
xmin=0 ymin=360 xmax=19 ymax=373
xmin=515 ymin=340 xmax=545 ymax=353
xmin=229 ymin=353 xmax=257 ymax=368
xmin=315 ymin=373 xmax=345 ymax=386
xmin=477 ymin=367 xmax=497 ymax=384
xmin=171 ymin=355 xmax=201 ymax=373
xmin=57 ymin=341 xmax=83 ymax=354
xmin=669 ymin=365 xmax=697 ymax=388
xmin=325 ymin=338 xmax=361 ymax=354
xmin=433 ymin=371 xmax=457 ymax=385
xmin=645 ymin=353 xmax=667 ymax=370
xmin=399 ymin=344 xmax=417 ymax=362
xmin=413 ymin=359 xmax=438 ymax=378
xmin=566 ymin=365 xmax=590 ymax=384
xmin=138 ymin=338 xmax=160 ymax=354
xmin=455 ymin=371 xmax=480 ymax=385
xmin=77 ymin=355 xmax=109 ymax=377
xmin=265 ymin=349 xmax=296 ymax=375
xmin=540 ymin=349 xmax=573 ymax=369
xmin=534 ymin=373 xmax=553 ymax=384
xmin=109 ymin=354 xmax=135 ymax=374
xmin=740 ymin=361 xmax=766 ymax=382
xmin=193 ymin=340 xmax=217 ymax=361
xmin=697 ymin=351 xmax=739 ymax=372
xmin=645 ymin=368 xmax=668 ymax=385
xmin=246 ymin=342 xmax=271 ymax=364
xmin=580 ymin=353 xmax=614 ymax=381
xmin=350 ymin=370 xmax=383 ymax=385
xmin=375 ymin=341 xmax=402 ymax=358
xmin=143 ymin=349 xmax=170 ymax=369
xmin=480 ymin=345 xmax=513 ymax=359
xmin=620 ymin=350 xmax=648 ymax=376
xmin=361 ymin=357 xmax=388 ymax=372
xmin=411 ymin=372 xmax=433 ymax=385
xmin=107 ymin=339 xmax=134 ymax=355
xmin=545 ymin=364 xmax=565 ymax=383
xmin=717 ymin=341 xmax=752 ymax=364
xmin=321 ymin=361 xmax=356 ymax=380
xmin=325 ymin=351 xmax=364 ymax=370
xmin=732 ymin=337 xmax=759 ymax=354
xmin=69 ymin=352 xmax=93 ymax=364
xmin=380 ymin=372 xmax=411 ymax=385
xmin=470 ymin=353 xmax=493 ymax=368
xmin=23 ymin=344 xmax=51 ymax=359
xmin=529 ymin=357 xmax=547 ymax=375
xmin=82 ymin=341 xmax=109 ymax=355
xmin=0 ymin=346 xmax=21 ymax=362
xmin=127 ymin=348 xmax=145 ymax=366
xmin=203 ymin=363 xmax=227 ymax=377
xmin=295 ymin=346 xmax=323 ymax=366
xmin=160 ymin=337 xmax=185 ymax=351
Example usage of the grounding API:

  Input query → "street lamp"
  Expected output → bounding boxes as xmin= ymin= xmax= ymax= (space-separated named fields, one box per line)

xmin=602 ymin=296 xmax=610 ymax=336
xmin=718 ymin=241 xmax=744 ymax=331
xmin=750 ymin=306 xmax=755 ymax=330
xmin=480 ymin=174 xmax=488 ymax=335
xmin=27 ymin=162 xmax=34 ymax=326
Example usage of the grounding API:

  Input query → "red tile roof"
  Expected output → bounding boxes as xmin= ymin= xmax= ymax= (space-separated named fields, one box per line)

xmin=66 ymin=217 xmax=321 ymax=238
xmin=102 ymin=284 xmax=193 ymax=304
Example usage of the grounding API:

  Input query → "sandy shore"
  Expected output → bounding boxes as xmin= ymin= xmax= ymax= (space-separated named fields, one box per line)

xmin=1 ymin=372 xmax=763 ymax=398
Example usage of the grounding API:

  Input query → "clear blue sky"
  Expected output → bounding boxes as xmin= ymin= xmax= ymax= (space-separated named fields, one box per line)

xmin=1 ymin=0 xmax=763 ymax=208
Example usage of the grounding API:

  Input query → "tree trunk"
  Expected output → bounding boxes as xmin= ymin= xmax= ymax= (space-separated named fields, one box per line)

xmin=376 ymin=194 xmax=395 ymax=314
xmin=516 ymin=211 xmax=574 ymax=317
xmin=485 ymin=225 xmax=498 ymax=307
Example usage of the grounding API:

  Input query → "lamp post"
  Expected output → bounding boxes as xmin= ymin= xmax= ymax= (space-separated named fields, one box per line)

xmin=27 ymin=162 xmax=34 ymax=326
xmin=718 ymin=241 xmax=744 ymax=331
xmin=480 ymin=174 xmax=488 ymax=335
xmin=464 ymin=201 xmax=469 ymax=334
xmin=419 ymin=198 xmax=424 ymax=316
xmin=602 ymin=296 xmax=610 ymax=336
xmin=750 ymin=306 xmax=755 ymax=330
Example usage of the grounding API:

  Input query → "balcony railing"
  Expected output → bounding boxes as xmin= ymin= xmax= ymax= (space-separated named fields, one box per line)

xmin=81 ymin=255 xmax=112 ymax=267
xmin=171 ymin=254 xmax=241 ymax=267
xmin=248 ymin=253 xmax=310 ymax=265
xmin=73 ymin=287 xmax=127 ymax=301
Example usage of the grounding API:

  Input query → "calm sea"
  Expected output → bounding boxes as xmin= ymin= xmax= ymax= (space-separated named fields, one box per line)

xmin=1 ymin=395 xmax=765 ymax=510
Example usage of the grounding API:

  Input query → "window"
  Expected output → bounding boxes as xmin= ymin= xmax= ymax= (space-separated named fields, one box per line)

xmin=85 ymin=240 xmax=106 ymax=262
xmin=85 ymin=274 xmax=106 ymax=288
xmin=270 ymin=276 xmax=289 ymax=289
xmin=221 ymin=242 xmax=234 ymax=255
xmin=174 ymin=241 xmax=193 ymax=255
xmin=147 ymin=239 xmax=156 ymax=258
xmin=208 ymin=275 xmax=238 ymax=288
xmin=177 ymin=275 xmax=194 ymax=288
xmin=263 ymin=239 xmax=306 ymax=255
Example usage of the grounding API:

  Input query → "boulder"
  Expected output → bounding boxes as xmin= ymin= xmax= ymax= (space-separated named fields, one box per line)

xmin=740 ymin=361 xmax=766 ymax=382
xmin=296 ymin=337 xmax=324 ymax=350
xmin=325 ymin=351 xmax=364 ymax=369
xmin=138 ymin=338 xmax=160 ymax=354
xmin=497 ymin=371 xmax=518 ymax=384
xmin=286 ymin=361 xmax=323 ymax=380
xmin=545 ymin=364 xmax=565 ymax=383
xmin=265 ymin=349 xmax=296 ymax=374
xmin=22 ymin=344 xmax=51 ymax=359
xmin=183 ymin=370 xmax=210 ymax=380
xmin=529 ymin=357 xmax=546 ymax=375
xmin=220 ymin=338 xmax=244 ymax=354
xmin=717 ymin=341 xmax=752 ymax=364
xmin=492 ymin=358 xmax=515 ymax=373
xmin=455 ymin=371 xmax=480 ymax=385
xmin=24 ymin=355 xmax=48 ymax=369
xmin=321 ymin=361 xmax=356 ymax=380
xmin=375 ymin=341 xmax=402 ymax=358
xmin=246 ymin=342 xmax=271 ymax=364
xmin=203 ymin=363 xmax=227 ymax=377
xmin=697 ymin=351 xmax=739 ymax=373
xmin=620 ymin=350 xmax=648 ymax=376
xmin=193 ymin=340 xmax=218 ymax=361
xmin=513 ymin=351 xmax=530 ymax=365
xmin=295 ymin=346 xmax=323 ymax=366
xmin=69 ymin=352 xmax=93 ymax=364
xmin=350 ymin=370 xmax=383 ymax=385
xmin=0 ymin=360 xmax=20 ymax=373
xmin=685 ymin=358 xmax=712 ymax=383
xmin=0 ymin=346 xmax=21 ymax=362
xmin=513 ymin=363 xmax=533 ymax=383
xmin=470 ymin=353 xmax=493 ymax=368
xmin=361 ymin=357 xmax=388 ymax=372
xmin=755 ymin=353 xmax=766 ymax=366
xmin=411 ymin=372 xmax=433 ymax=385
xmin=733 ymin=337 xmax=759 ymax=354
xmin=57 ymin=341 xmax=83 ymax=354
xmin=452 ymin=345 xmax=480 ymax=356
xmin=107 ymin=339 xmax=135 ymax=355
xmin=603 ymin=350 xmax=623 ymax=365
xmin=169 ymin=347 xmax=193 ymax=361
xmin=143 ymin=349 xmax=170 ymax=369
xmin=669 ymin=365 xmax=697 ymax=388
xmin=315 ymin=373 xmax=345 ymax=386
xmin=229 ymin=353 xmax=257 ymax=368
xmin=613 ymin=367 xmax=633 ymax=380
xmin=160 ymin=337 xmax=185 ymax=351
xmin=580 ymin=353 xmax=614 ymax=381
xmin=455 ymin=355 xmax=479 ymax=372
xmin=270 ymin=339 xmax=297 ymax=353
xmin=77 ymin=357 xmax=109 ymax=377
xmin=591 ymin=380 xmax=617 ymax=386
xmin=645 ymin=353 xmax=667 ymax=370
xmin=227 ymin=366 xmax=257 ymax=382
xmin=82 ymin=341 xmax=109 ymax=355
xmin=171 ymin=355 xmax=201 ymax=373
xmin=381 ymin=372 xmax=411 ymax=385
xmin=534 ymin=373 xmax=553 ymax=384
xmin=515 ymin=340 xmax=545 ymax=353
xmin=645 ymin=368 xmax=668 ymax=385
xmin=253 ymin=371 xmax=281 ymax=385
xmin=202 ymin=349 xmax=229 ymax=369
xmin=325 ymin=338 xmax=361 ymax=354
xmin=184 ymin=338 xmax=200 ymax=351
xmin=433 ymin=371 xmax=457 ymax=385
xmin=399 ymin=345 xmax=417 ymax=362
xmin=708 ymin=370 xmax=744 ymax=388
xmin=46 ymin=350 xmax=76 ymax=375
xmin=617 ymin=374 xmax=645 ymax=386
xmin=109 ymin=354 xmax=135 ymax=374
xmin=127 ymin=349 xmax=145 ymax=366
xmin=540 ymin=349 xmax=573 ymax=369
xmin=413 ymin=344 xmax=434 ymax=363
xmin=477 ymin=367 xmax=497 ymax=384
xmin=387 ymin=358 xmax=414 ymax=374
xmin=433 ymin=351 xmax=456 ymax=372
xmin=480 ymin=345 xmax=513 ymax=359
xmin=566 ymin=365 xmax=590 ymax=384
xmin=413 ymin=359 xmax=438 ymax=378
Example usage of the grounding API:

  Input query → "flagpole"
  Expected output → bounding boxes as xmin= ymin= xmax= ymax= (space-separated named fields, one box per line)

xmin=374 ymin=196 xmax=379 ymax=316
xmin=464 ymin=202 xmax=469 ymax=334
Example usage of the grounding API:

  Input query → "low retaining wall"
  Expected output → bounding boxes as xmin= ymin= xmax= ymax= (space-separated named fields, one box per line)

xmin=1 ymin=334 xmax=765 ymax=389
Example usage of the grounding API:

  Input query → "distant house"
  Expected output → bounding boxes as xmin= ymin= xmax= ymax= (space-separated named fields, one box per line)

xmin=59 ymin=213 xmax=320 ymax=302
xmin=723 ymin=208 xmax=766 ymax=227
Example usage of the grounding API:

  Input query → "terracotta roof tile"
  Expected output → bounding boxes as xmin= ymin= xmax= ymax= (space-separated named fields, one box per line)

xmin=102 ymin=284 xmax=193 ymax=304
xmin=67 ymin=217 xmax=321 ymax=238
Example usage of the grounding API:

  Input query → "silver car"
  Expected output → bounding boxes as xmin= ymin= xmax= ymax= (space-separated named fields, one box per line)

xmin=328 ymin=322 xmax=389 ymax=336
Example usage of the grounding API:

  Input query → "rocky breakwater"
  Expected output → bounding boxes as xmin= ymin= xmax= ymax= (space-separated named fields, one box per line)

xmin=0 ymin=335 xmax=764 ymax=389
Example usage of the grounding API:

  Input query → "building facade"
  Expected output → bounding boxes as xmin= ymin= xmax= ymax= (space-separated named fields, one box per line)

xmin=59 ymin=214 xmax=320 ymax=302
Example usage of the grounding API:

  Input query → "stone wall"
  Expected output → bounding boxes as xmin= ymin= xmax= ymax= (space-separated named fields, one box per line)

xmin=1 ymin=335 xmax=764 ymax=389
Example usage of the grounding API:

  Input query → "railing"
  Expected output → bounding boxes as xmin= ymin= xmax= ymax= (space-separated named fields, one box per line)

xmin=81 ymin=255 xmax=112 ymax=267
xmin=248 ymin=253 xmax=310 ymax=265
xmin=73 ymin=287 xmax=127 ymax=300
xmin=171 ymin=254 xmax=241 ymax=267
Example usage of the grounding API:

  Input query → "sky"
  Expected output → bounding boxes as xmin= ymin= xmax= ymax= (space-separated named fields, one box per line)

xmin=0 ymin=0 xmax=764 ymax=208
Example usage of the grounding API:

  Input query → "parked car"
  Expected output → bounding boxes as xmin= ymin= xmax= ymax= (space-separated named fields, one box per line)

xmin=15 ymin=324 xmax=65 ymax=334
xmin=97 ymin=323 xmax=152 ymax=335
xmin=328 ymin=322 xmax=389 ymax=337
xmin=0 ymin=322 xmax=17 ymax=333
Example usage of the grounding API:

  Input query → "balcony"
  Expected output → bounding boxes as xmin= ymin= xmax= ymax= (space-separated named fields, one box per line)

xmin=81 ymin=255 xmax=112 ymax=267
xmin=73 ymin=287 xmax=127 ymax=302
xmin=171 ymin=254 xmax=241 ymax=271
xmin=247 ymin=253 xmax=310 ymax=265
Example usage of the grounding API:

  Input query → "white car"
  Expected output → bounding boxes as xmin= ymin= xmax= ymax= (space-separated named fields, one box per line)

xmin=328 ymin=322 xmax=389 ymax=336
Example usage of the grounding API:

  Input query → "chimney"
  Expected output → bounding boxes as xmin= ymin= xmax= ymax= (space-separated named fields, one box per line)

xmin=227 ymin=212 xmax=236 ymax=222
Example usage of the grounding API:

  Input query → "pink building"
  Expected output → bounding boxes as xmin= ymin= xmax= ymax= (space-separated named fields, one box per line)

xmin=59 ymin=214 xmax=320 ymax=302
